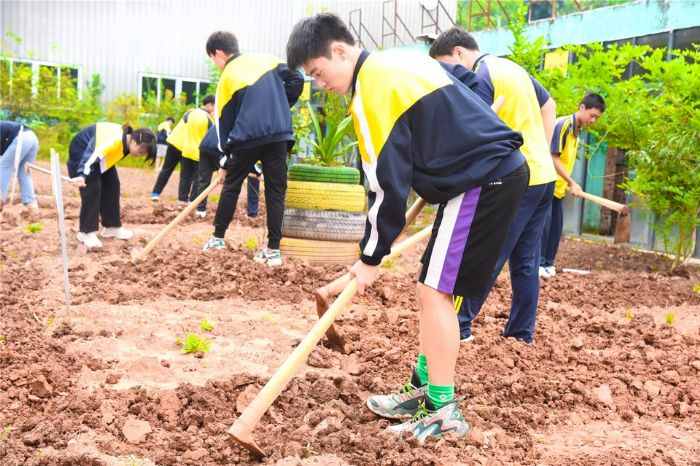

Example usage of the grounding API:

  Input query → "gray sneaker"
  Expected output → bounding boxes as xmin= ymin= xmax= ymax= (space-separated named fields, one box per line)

xmin=253 ymin=247 xmax=282 ymax=266
xmin=202 ymin=236 xmax=225 ymax=251
xmin=366 ymin=368 xmax=427 ymax=420
xmin=386 ymin=396 xmax=469 ymax=444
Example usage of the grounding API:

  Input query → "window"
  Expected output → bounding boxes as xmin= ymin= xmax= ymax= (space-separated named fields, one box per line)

xmin=0 ymin=57 xmax=81 ymax=99
xmin=673 ymin=26 xmax=700 ymax=53
xmin=138 ymin=73 xmax=210 ymax=106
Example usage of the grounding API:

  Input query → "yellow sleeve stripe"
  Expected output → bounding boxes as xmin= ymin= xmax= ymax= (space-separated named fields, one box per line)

xmin=216 ymin=53 xmax=281 ymax=118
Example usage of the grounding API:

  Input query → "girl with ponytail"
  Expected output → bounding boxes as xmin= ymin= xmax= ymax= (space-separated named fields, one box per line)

xmin=67 ymin=122 xmax=157 ymax=249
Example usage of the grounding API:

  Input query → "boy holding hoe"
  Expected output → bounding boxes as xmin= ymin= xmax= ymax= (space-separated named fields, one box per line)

xmin=286 ymin=13 xmax=529 ymax=443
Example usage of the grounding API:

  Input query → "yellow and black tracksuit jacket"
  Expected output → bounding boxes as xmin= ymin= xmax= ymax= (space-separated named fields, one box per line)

xmin=471 ymin=54 xmax=556 ymax=187
xmin=178 ymin=107 xmax=213 ymax=162
xmin=349 ymin=49 xmax=526 ymax=266
xmin=215 ymin=53 xmax=304 ymax=156
xmin=68 ymin=122 xmax=128 ymax=179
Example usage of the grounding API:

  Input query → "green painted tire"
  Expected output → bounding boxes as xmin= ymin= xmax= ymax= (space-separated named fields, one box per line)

xmin=288 ymin=164 xmax=361 ymax=185
xmin=284 ymin=180 xmax=366 ymax=213
xmin=282 ymin=208 xmax=365 ymax=242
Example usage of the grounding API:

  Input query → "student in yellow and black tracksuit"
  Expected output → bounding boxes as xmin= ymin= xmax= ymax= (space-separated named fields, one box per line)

xmin=67 ymin=123 xmax=157 ymax=249
xmin=150 ymin=96 xmax=214 ymax=204
xmin=154 ymin=117 xmax=174 ymax=171
xmin=431 ymin=28 xmax=558 ymax=344
xmin=202 ymin=30 xmax=304 ymax=265
xmin=178 ymin=95 xmax=215 ymax=207
xmin=540 ymin=92 xmax=606 ymax=278
xmin=287 ymin=13 xmax=528 ymax=443
xmin=195 ymin=125 xmax=262 ymax=219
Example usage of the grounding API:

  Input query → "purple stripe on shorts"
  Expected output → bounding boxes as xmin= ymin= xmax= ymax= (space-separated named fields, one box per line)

xmin=438 ymin=186 xmax=482 ymax=292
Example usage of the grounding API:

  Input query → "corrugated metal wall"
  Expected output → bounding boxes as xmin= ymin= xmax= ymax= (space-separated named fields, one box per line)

xmin=1 ymin=0 xmax=456 ymax=100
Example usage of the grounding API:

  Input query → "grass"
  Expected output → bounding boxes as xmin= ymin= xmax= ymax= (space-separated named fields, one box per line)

xmin=176 ymin=333 xmax=211 ymax=354
xmin=0 ymin=425 xmax=12 ymax=443
xmin=25 ymin=222 xmax=43 ymax=234
xmin=664 ymin=313 xmax=676 ymax=325
xmin=200 ymin=318 xmax=214 ymax=332
xmin=261 ymin=312 xmax=279 ymax=324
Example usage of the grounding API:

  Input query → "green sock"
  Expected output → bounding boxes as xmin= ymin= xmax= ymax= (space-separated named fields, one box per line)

xmin=416 ymin=354 xmax=429 ymax=386
xmin=428 ymin=383 xmax=455 ymax=409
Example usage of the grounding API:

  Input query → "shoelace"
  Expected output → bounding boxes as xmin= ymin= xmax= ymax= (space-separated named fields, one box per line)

xmin=409 ymin=399 xmax=432 ymax=423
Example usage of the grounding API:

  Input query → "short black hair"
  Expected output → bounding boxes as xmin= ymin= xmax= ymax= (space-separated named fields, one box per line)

xmin=206 ymin=31 xmax=239 ymax=56
xmin=580 ymin=92 xmax=606 ymax=112
xmin=166 ymin=116 xmax=175 ymax=123
xmin=429 ymin=27 xmax=480 ymax=58
xmin=202 ymin=94 xmax=215 ymax=106
xmin=286 ymin=13 xmax=355 ymax=70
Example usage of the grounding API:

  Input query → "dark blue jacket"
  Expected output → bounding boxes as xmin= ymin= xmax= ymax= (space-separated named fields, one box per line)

xmin=1 ymin=121 xmax=33 ymax=155
xmin=215 ymin=53 xmax=304 ymax=154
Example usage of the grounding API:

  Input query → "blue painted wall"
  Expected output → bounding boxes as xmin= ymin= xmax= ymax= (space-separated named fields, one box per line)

xmin=472 ymin=0 xmax=700 ymax=56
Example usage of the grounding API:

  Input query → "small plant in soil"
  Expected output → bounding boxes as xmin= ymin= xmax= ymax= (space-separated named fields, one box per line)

xmin=176 ymin=333 xmax=211 ymax=354
xmin=381 ymin=259 xmax=395 ymax=269
xmin=25 ymin=222 xmax=43 ymax=234
xmin=0 ymin=335 xmax=5 ymax=345
xmin=200 ymin=318 xmax=214 ymax=332
xmin=624 ymin=308 xmax=634 ymax=321
xmin=665 ymin=313 xmax=676 ymax=325
xmin=304 ymin=441 xmax=318 ymax=458
xmin=261 ymin=312 xmax=279 ymax=324
xmin=209 ymin=194 xmax=220 ymax=203
xmin=693 ymin=283 xmax=700 ymax=293
xmin=245 ymin=236 xmax=258 ymax=250
xmin=0 ymin=425 xmax=12 ymax=443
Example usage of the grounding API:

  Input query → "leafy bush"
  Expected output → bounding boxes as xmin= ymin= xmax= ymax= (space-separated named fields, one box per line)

xmin=175 ymin=333 xmax=211 ymax=354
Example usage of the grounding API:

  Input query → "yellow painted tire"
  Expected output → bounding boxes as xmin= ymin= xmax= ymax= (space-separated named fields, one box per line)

xmin=284 ymin=180 xmax=366 ymax=213
xmin=280 ymin=238 xmax=360 ymax=265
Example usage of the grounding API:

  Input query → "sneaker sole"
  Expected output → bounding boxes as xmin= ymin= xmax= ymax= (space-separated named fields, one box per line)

xmin=460 ymin=335 xmax=475 ymax=343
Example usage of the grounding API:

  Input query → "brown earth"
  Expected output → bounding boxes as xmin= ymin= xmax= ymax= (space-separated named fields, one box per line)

xmin=1 ymin=163 xmax=699 ymax=465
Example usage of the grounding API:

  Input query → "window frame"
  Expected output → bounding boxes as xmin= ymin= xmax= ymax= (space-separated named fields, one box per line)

xmin=137 ymin=72 xmax=211 ymax=106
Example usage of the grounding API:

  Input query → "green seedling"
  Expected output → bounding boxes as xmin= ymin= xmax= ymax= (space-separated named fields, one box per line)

xmin=121 ymin=455 xmax=146 ymax=466
xmin=190 ymin=234 xmax=206 ymax=246
xmin=0 ymin=425 xmax=12 ymax=443
xmin=175 ymin=333 xmax=211 ymax=354
xmin=209 ymin=194 xmax=220 ymax=203
xmin=46 ymin=316 xmax=55 ymax=327
xmin=693 ymin=283 xmax=700 ymax=293
xmin=304 ymin=441 xmax=318 ymax=458
xmin=26 ymin=222 xmax=43 ymax=234
xmin=381 ymin=259 xmax=395 ymax=269
xmin=200 ymin=318 xmax=214 ymax=332
xmin=664 ymin=313 xmax=676 ymax=325
xmin=261 ymin=313 xmax=279 ymax=324
xmin=245 ymin=236 xmax=258 ymax=250
xmin=624 ymin=308 xmax=634 ymax=321
xmin=0 ymin=335 xmax=5 ymax=345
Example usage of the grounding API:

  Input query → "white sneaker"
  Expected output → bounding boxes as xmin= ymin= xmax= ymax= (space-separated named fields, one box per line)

xmin=539 ymin=266 xmax=551 ymax=279
xmin=77 ymin=232 xmax=103 ymax=249
xmin=102 ymin=227 xmax=133 ymax=240
xmin=544 ymin=266 xmax=556 ymax=277
xmin=23 ymin=201 xmax=39 ymax=211
xmin=195 ymin=210 xmax=206 ymax=219
xmin=253 ymin=247 xmax=282 ymax=267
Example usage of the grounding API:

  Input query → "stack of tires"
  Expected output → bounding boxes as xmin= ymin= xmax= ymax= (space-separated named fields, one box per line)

xmin=281 ymin=164 xmax=366 ymax=265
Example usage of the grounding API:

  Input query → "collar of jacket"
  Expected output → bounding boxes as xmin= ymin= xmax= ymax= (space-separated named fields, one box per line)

xmin=225 ymin=52 xmax=242 ymax=68
xmin=350 ymin=49 xmax=370 ymax=97
xmin=472 ymin=53 xmax=489 ymax=72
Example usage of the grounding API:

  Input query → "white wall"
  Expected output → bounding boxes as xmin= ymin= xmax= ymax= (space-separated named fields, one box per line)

xmin=1 ymin=0 xmax=456 ymax=100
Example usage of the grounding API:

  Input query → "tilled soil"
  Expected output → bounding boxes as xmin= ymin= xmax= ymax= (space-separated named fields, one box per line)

xmin=1 ymin=163 xmax=699 ymax=465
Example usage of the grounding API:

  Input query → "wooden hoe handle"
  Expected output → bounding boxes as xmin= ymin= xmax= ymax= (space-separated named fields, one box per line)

xmin=131 ymin=176 xmax=222 ymax=263
xmin=317 ymin=197 xmax=427 ymax=298
xmin=229 ymin=224 xmax=433 ymax=456
xmin=576 ymin=190 xmax=629 ymax=214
